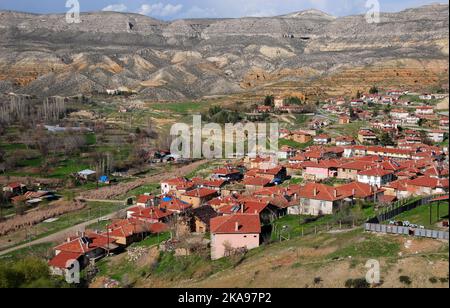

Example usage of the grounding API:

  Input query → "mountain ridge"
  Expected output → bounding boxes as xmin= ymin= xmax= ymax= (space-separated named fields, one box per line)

xmin=0 ymin=4 xmax=448 ymax=100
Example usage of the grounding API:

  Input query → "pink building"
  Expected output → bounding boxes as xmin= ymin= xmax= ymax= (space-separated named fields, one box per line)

xmin=210 ymin=215 xmax=261 ymax=260
xmin=301 ymin=160 xmax=340 ymax=180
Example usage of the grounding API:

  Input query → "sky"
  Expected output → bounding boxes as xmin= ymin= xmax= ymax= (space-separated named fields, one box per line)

xmin=0 ymin=0 xmax=447 ymax=20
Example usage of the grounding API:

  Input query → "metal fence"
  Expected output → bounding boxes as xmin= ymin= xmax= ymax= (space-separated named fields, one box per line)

xmin=365 ymin=223 xmax=449 ymax=240
xmin=367 ymin=195 xmax=442 ymax=224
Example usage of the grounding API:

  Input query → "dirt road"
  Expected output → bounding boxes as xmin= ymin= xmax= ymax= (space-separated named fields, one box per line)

xmin=0 ymin=160 xmax=208 ymax=256
xmin=0 ymin=207 xmax=131 ymax=256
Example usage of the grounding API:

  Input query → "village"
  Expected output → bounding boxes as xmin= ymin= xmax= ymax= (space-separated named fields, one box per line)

xmin=0 ymin=86 xmax=449 ymax=288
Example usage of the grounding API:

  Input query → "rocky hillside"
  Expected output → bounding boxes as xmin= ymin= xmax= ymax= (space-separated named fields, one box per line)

xmin=0 ymin=4 xmax=448 ymax=99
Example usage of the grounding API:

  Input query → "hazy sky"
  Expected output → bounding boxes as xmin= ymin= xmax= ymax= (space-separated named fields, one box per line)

xmin=0 ymin=0 xmax=447 ymax=19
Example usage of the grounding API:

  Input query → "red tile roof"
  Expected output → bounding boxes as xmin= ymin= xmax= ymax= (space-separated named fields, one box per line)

xmin=54 ymin=232 xmax=116 ymax=254
xmin=211 ymin=214 xmax=261 ymax=234
xmin=298 ymin=183 xmax=353 ymax=202
xmin=358 ymin=168 xmax=393 ymax=177
xmin=243 ymin=177 xmax=272 ymax=187
xmin=338 ymin=160 xmax=374 ymax=171
xmin=137 ymin=195 xmax=155 ymax=204
xmin=213 ymin=167 xmax=241 ymax=175
xmin=48 ymin=252 xmax=82 ymax=269
xmin=128 ymin=207 xmax=174 ymax=221
xmin=218 ymin=201 xmax=269 ymax=215
xmin=148 ymin=222 xmax=169 ymax=234
xmin=302 ymin=159 xmax=340 ymax=169
xmin=338 ymin=182 xmax=379 ymax=199
xmin=409 ymin=176 xmax=449 ymax=189
xmin=183 ymin=188 xmax=218 ymax=198
xmin=160 ymin=197 xmax=192 ymax=212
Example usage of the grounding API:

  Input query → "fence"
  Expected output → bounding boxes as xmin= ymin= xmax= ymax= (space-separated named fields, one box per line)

xmin=365 ymin=223 xmax=449 ymax=240
xmin=367 ymin=195 xmax=441 ymax=224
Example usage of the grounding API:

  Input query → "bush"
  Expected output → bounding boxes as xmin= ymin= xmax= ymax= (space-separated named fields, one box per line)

xmin=429 ymin=277 xmax=438 ymax=284
xmin=345 ymin=278 xmax=370 ymax=289
xmin=0 ymin=257 xmax=66 ymax=288
xmin=399 ymin=276 xmax=412 ymax=286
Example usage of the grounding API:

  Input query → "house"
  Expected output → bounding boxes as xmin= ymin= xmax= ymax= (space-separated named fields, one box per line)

xmin=301 ymin=160 xmax=340 ymax=180
xmin=254 ymin=166 xmax=287 ymax=183
xmin=350 ymin=99 xmax=365 ymax=106
xmin=136 ymin=195 xmax=159 ymax=208
xmin=160 ymin=196 xmax=192 ymax=213
xmin=407 ymin=176 xmax=449 ymax=196
xmin=127 ymin=206 xmax=174 ymax=223
xmin=357 ymin=168 xmax=395 ymax=188
xmin=406 ymin=115 xmax=420 ymax=125
xmin=419 ymin=94 xmax=433 ymax=100
xmin=337 ymin=160 xmax=375 ymax=181
xmin=358 ymin=130 xmax=377 ymax=144
xmin=338 ymin=182 xmax=383 ymax=202
xmin=427 ymin=130 xmax=446 ymax=143
xmin=77 ymin=169 xmax=97 ymax=181
xmin=210 ymin=214 xmax=261 ymax=260
xmin=160 ymin=177 xmax=194 ymax=196
xmin=366 ymin=146 xmax=413 ymax=160
xmin=415 ymin=106 xmax=434 ymax=116
xmin=211 ymin=167 xmax=242 ymax=182
xmin=390 ymin=109 xmax=410 ymax=120
xmin=335 ymin=136 xmax=355 ymax=147
xmin=274 ymin=97 xmax=285 ymax=109
xmin=338 ymin=115 xmax=351 ymax=125
xmin=288 ymin=183 xmax=353 ymax=216
xmin=423 ymin=165 xmax=449 ymax=179
xmin=180 ymin=188 xmax=218 ymax=208
xmin=218 ymin=200 xmax=278 ymax=225
xmin=257 ymin=105 xmax=272 ymax=113
xmin=278 ymin=146 xmax=297 ymax=160
xmin=439 ymin=117 xmax=449 ymax=129
xmin=242 ymin=177 xmax=272 ymax=192
xmin=49 ymin=232 xmax=119 ymax=276
xmin=197 ymin=179 xmax=228 ymax=192
xmin=191 ymin=205 xmax=219 ymax=234
xmin=387 ymin=90 xmax=407 ymax=96
xmin=2 ymin=182 xmax=26 ymax=195
xmin=287 ymin=131 xmax=312 ymax=144
xmin=48 ymin=251 xmax=84 ymax=277
xmin=383 ymin=179 xmax=413 ymax=200
xmin=313 ymin=134 xmax=331 ymax=145
xmin=106 ymin=219 xmax=155 ymax=246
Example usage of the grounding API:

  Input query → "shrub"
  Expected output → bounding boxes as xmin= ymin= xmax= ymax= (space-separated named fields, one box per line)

xmin=399 ymin=276 xmax=412 ymax=286
xmin=429 ymin=277 xmax=438 ymax=284
xmin=345 ymin=278 xmax=370 ymax=289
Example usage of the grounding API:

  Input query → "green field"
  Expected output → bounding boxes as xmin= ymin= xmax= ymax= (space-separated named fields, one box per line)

xmin=279 ymin=139 xmax=313 ymax=150
xmin=393 ymin=202 xmax=449 ymax=229
xmin=149 ymin=102 xmax=205 ymax=114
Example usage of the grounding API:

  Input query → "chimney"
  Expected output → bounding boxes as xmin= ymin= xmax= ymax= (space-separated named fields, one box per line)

xmin=241 ymin=204 xmax=245 ymax=213
xmin=314 ymin=187 xmax=318 ymax=196
xmin=352 ymin=189 xmax=356 ymax=196
xmin=334 ymin=189 xmax=337 ymax=198
xmin=235 ymin=222 xmax=239 ymax=232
